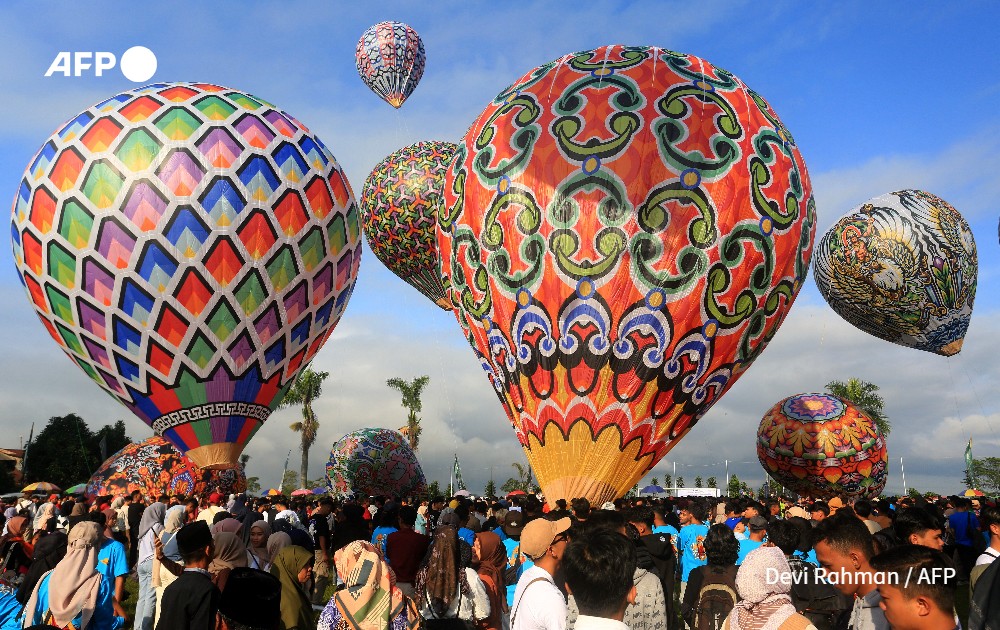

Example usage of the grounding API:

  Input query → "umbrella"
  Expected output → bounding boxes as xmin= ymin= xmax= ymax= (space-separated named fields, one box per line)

xmin=64 ymin=483 xmax=87 ymax=495
xmin=454 ymin=489 xmax=472 ymax=497
xmin=311 ymin=488 xmax=326 ymax=495
xmin=640 ymin=485 xmax=666 ymax=495
xmin=964 ymin=489 xmax=985 ymax=497
xmin=266 ymin=488 xmax=282 ymax=496
xmin=506 ymin=490 xmax=527 ymax=497
xmin=290 ymin=488 xmax=312 ymax=497
xmin=23 ymin=482 xmax=61 ymax=494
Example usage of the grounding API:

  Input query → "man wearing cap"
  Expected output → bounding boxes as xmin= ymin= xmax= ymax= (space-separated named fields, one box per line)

xmin=735 ymin=515 xmax=768 ymax=565
xmin=197 ymin=493 xmax=225 ymax=525
xmin=502 ymin=510 xmax=531 ymax=609
xmin=511 ymin=516 xmax=571 ymax=630
xmin=156 ymin=521 xmax=220 ymax=630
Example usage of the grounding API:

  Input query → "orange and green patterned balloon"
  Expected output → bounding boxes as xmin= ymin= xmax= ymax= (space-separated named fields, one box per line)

xmin=11 ymin=83 xmax=362 ymax=469
xmin=757 ymin=393 xmax=888 ymax=499
xmin=439 ymin=45 xmax=816 ymax=506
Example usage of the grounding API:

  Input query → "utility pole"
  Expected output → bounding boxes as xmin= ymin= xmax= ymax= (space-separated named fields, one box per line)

xmin=900 ymin=457 xmax=907 ymax=495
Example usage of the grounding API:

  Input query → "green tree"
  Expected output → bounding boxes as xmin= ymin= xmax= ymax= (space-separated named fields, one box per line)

xmin=966 ymin=457 xmax=1000 ymax=494
xmin=246 ymin=477 xmax=262 ymax=494
xmin=386 ymin=376 xmax=430 ymax=452
xmin=426 ymin=480 xmax=442 ymax=500
xmin=279 ymin=469 xmax=299 ymax=496
xmin=280 ymin=367 xmax=330 ymax=489
xmin=825 ymin=378 xmax=891 ymax=436
xmin=676 ymin=476 xmax=685 ymax=488
xmin=664 ymin=474 xmax=672 ymax=489
xmin=484 ymin=479 xmax=497 ymax=498
xmin=727 ymin=474 xmax=741 ymax=497
xmin=23 ymin=415 xmax=132 ymax=488
xmin=695 ymin=476 xmax=703 ymax=488
xmin=651 ymin=477 xmax=659 ymax=487
xmin=500 ymin=462 xmax=534 ymax=494
xmin=707 ymin=477 xmax=717 ymax=489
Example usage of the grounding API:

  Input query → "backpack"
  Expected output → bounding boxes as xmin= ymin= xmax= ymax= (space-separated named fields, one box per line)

xmin=693 ymin=566 xmax=738 ymax=630
xmin=787 ymin=557 xmax=851 ymax=630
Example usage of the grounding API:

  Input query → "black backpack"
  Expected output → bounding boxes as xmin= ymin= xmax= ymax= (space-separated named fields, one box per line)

xmin=787 ymin=556 xmax=852 ymax=630
xmin=693 ymin=566 xmax=738 ymax=630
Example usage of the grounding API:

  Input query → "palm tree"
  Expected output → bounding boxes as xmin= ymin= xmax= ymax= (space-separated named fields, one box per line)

xmin=386 ymin=375 xmax=430 ymax=451
xmin=280 ymin=367 xmax=330 ymax=488
xmin=825 ymin=378 xmax=891 ymax=436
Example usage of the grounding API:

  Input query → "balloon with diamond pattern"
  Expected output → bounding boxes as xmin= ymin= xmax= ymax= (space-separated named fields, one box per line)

xmin=10 ymin=82 xmax=362 ymax=469
xmin=356 ymin=21 xmax=425 ymax=109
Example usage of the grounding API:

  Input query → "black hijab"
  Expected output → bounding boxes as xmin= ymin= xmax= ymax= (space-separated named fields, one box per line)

xmin=16 ymin=531 xmax=68 ymax=604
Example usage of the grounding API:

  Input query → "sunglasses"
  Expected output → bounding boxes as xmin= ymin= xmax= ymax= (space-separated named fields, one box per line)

xmin=552 ymin=532 xmax=570 ymax=545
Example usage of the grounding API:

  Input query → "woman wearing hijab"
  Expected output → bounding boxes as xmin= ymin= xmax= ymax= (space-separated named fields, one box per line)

xmin=210 ymin=519 xmax=244 ymax=537
xmin=31 ymin=504 xmax=55 ymax=543
xmin=209 ymin=532 xmax=248 ymax=593
xmin=134 ymin=502 xmax=167 ymax=630
xmin=67 ymin=503 xmax=89 ymax=533
xmin=271 ymin=545 xmax=314 ymax=630
xmin=21 ymin=521 xmax=123 ymax=629
xmin=318 ymin=541 xmax=409 ymax=630
xmin=152 ymin=506 xmax=186 ymax=628
xmin=247 ymin=520 xmax=273 ymax=571
xmin=722 ymin=546 xmax=816 ymax=630
xmin=15 ymin=531 xmax=67 ymax=606
xmin=0 ymin=517 xmax=32 ymax=585
xmin=472 ymin=532 xmax=505 ymax=630
xmin=414 ymin=527 xmax=489 ymax=625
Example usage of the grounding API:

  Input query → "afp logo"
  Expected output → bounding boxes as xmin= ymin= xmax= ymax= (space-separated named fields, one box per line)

xmin=45 ymin=46 xmax=157 ymax=82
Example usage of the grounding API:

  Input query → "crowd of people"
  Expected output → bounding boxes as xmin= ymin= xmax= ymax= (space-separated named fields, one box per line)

xmin=0 ymin=489 xmax=997 ymax=630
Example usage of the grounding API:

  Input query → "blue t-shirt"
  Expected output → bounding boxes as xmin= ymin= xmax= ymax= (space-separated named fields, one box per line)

xmin=98 ymin=537 xmax=129 ymax=585
xmin=493 ymin=526 xmax=508 ymax=542
xmin=793 ymin=549 xmax=819 ymax=567
xmin=26 ymin=572 xmax=123 ymax=630
xmin=0 ymin=584 xmax=22 ymax=630
xmin=457 ymin=527 xmax=476 ymax=547
xmin=678 ymin=523 xmax=710 ymax=582
xmin=502 ymin=537 xmax=533 ymax=606
xmin=948 ymin=511 xmax=979 ymax=547
xmin=736 ymin=538 xmax=764 ymax=565
xmin=371 ymin=526 xmax=399 ymax=555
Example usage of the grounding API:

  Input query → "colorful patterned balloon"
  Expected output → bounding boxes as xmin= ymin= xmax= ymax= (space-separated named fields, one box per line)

xmin=356 ymin=22 xmax=425 ymax=109
xmin=10 ymin=82 xmax=362 ymax=469
xmin=757 ymin=393 xmax=888 ymax=499
xmin=85 ymin=435 xmax=247 ymax=499
xmin=813 ymin=190 xmax=977 ymax=356
xmin=438 ymin=45 xmax=816 ymax=506
xmin=324 ymin=428 xmax=426 ymax=498
xmin=361 ymin=141 xmax=457 ymax=309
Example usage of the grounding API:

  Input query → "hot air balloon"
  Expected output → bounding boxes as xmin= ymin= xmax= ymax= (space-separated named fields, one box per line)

xmin=11 ymin=82 xmax=362 ymax=469
xmin=361 ymin=141 xmax=457 ymax=309
xmin=356 ymin=22 xmax=425 ymax=109
xmin=438 ymin=45 xmax=816 ymax=506
xmin=85 ymin=435 xmax=247 ymax=499
xmin=813 ymin=190 xmax=977 ymax=356
xmin=324 ymin=428 xmax=426 ymax=498
xmin=757 ymin=393 xmax=887 ymax=499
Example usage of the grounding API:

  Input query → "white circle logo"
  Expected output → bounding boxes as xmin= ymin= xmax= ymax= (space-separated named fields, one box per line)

xmin=119 ymin=46 xmax=157 ymax=82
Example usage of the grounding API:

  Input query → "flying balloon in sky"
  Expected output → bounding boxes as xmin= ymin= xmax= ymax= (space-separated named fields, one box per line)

xmin=356 ymin=21 xmax=426 ymax=109
xmin=361 ymin=141 xmax=457 ymax=309
xmin=438 ymin=45 xmax=816 ymax=505
xmin=11 ymin=82 xmax=362 ymax=469
xmin=813 ymin=190 xmax=977 ymax=356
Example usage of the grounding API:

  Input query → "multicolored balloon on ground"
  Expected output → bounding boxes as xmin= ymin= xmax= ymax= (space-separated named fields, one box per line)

xmin=438 ymin=45 xmax=816 ymax=506
xmin=10 ymin=82 xmax=362 ymax=469
xmin=813 ymin=190 xmax=977 ymax=356
xmin=356 ymin=22 xmax=425 ymax=109
xmin=325 ymin=428 xmax=426 ymax=498
xmin=757 ymin=393 xmax=887 ymax=498
xmin=85 ymin=435 xmax=247 ymax=499
xmin=361 ymin=141 xmax=457 ymax=309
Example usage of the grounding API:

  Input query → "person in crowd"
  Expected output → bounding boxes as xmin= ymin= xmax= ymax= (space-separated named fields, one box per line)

xmin=678 ymin=499 xmax=710 ymax=600
xmin=267 ymin=532 xmax=292 ymax=566
xmin=196 ymin=493 xmax=225 ymax=526
xmin=332 ymin=503 xmax=370 ymax=551
xmin=722 ymin=546 xmax=817 ymax=630
xmin=474 ymin=531 xmax=507 ymax=630
xmin=21 ymin=521 xmax=123 ymax=629
xmin=975 ymin=505 xmax=1000 ymax=567
xmin=209 ymin=532 xmax=248 ymax=593
xmin=510 ymin=517 xmax=570 ymax=630
xmin=870 ymin=544 xmax=958 ymax=630
xmin=682 ymin=523 xmax=739 ymax=630
xmin=134 ymin=501 xmax=166 ymax=630
xmin=809 ymin=503 xmax=829 ymax=524
xmin=318 ymin=540 xmax=409 ymax=630
xmin=895 ymin=507 xmax=945 ymax=551
xmin=501 ymin=510 xmax=530 ymax=609
xmin=156 ymin=521 xmax=220 ymax=630
xmin=415 ymin=504 xmax=429 ymax=535
xmin=90 ymin=511 xmax=129 ymax=622
xmin=623 ymin=506 xmax=674 ymax=622
xmin=0 ymin=516 xmax=33 ymax=585
xmin=562 ymin=530 xmax=635 ymax=630
xmin=651 ymin=506 xmax=679 ymax=540
xmin=15 ymin=531 xmax=67 ymax=606
xmin=415 ymin=525 xmax=490 ymax=624
xmin=813 ymin=514 xmax=888 ymax=630
xmin=853 ymin=501 xmax=881 ymax=535
xmin=385 ymin=505 xmax=431 ymax=598
xmin=309 ymin=499 xmax=334 ymax=604
xmin=67 ymin=503 xmax=89 ymax=532
xmin=948 ymin=497 xmax=981 ymax=579
xmin=248 ymin=519 xmax=273 ymax=571
xmin=217 ymin=567 xmax=283 ymax=630
xmin=767 ymin=519 xmax=850 ymax=630
xmin=723 ymin=502 xmax=742 ymax=531
xmin=127 ymin=491 xmax=145 ymax=568
xmin=31 ymin=502 xmax=56 ymax=543
xmin=271 ymin=545 xmax=315 ymax=630
xmin=210 ymin=518 xmax=243 ymax=537
xmin=735 ymin=516 xmax=767 ymax=565
xmin=371 ymin=504 xmax=399 ymax=555
xmin=152 ymin=506 xmax=185 ymax=628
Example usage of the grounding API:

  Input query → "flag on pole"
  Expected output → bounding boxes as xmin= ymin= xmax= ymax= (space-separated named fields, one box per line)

xmin=453 ymin=454 xmax=467 ymax=491
xmin=99 ymin=434 xmax=108 ymax=461
xmin=966 ymin=438 xmax=976 ymax=488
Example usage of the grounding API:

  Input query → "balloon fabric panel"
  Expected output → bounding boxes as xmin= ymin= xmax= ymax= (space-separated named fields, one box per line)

xmin=360 ymin=141 xmax=457 ymax=309
xmin=356 ymin=22 xmax=426 ymax=109
xmin=756 ymin=393 xmax=887 ymax=499
xmin=10 ymin=83 xmax=362 ymax=469
xmin=812 ymin=190 xmax=976 ymax=356
xmin=324 ymin=428 xmax=426 ymax=498
xmin=438 ymin=46 xmax=816 ymax=506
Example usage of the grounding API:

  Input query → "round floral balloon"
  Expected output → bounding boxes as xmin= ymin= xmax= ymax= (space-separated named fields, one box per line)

xmin=324 ymin=428 xmax=426 ymax=498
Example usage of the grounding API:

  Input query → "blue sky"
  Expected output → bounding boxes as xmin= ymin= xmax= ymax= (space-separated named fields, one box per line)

xmin=0 ymin=1 xmax=998 ymax=495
